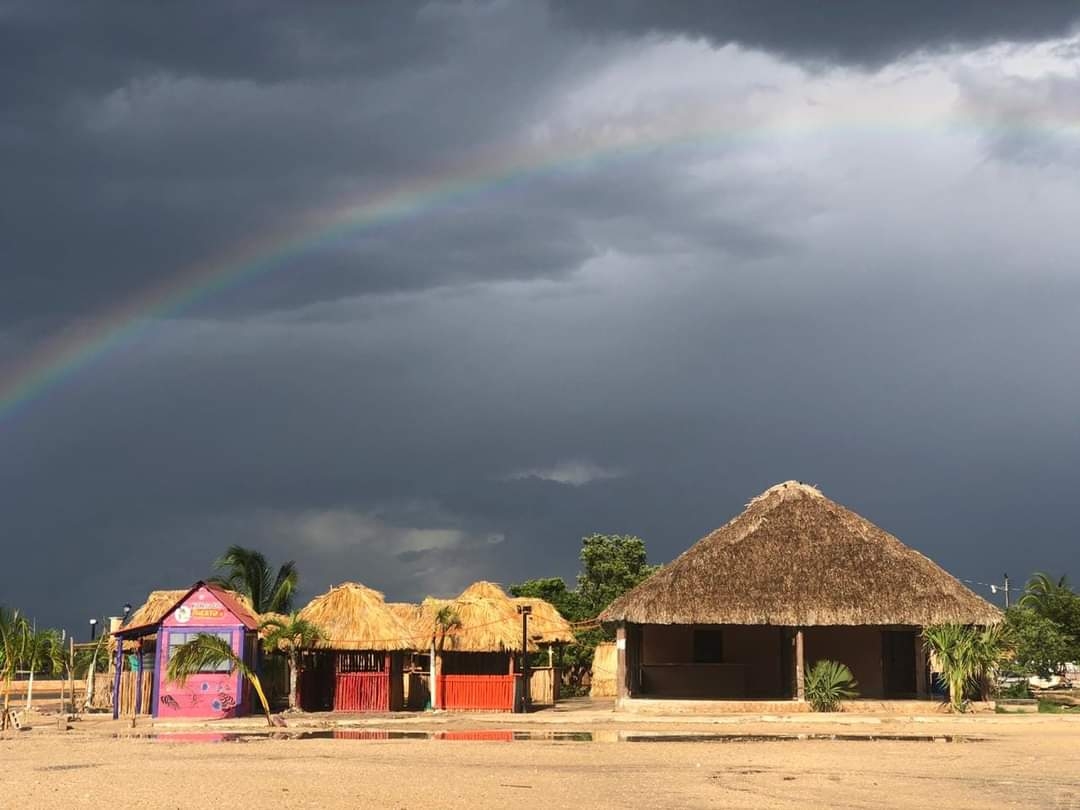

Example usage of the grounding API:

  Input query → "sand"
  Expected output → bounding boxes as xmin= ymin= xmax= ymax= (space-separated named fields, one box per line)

xmin=3 ymin=713 xmax=1079 ymax=809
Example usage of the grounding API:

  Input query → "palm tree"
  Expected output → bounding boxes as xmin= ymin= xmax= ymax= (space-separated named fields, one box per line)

xmin=922 ymin=623 xmax=1012 ymax=712
xmin=259 ymin=614 xmax=325 ymax=711
xmin=431 ymin=606 xmax=462 ymax=711
xmin=22 ymin=628 xmax=65 ymax=710
xmin=1019 ymin=572 xmax=1071 ymax=613
xmin=433 ymin=605 xmax=462 ymax=655
xmin=0 ymin=607 xmax=30 ymax=730
xmin=165 ymin=633 xmax=273 ymax=726
xmin=210 ymin=546 xmax=298 ymax=614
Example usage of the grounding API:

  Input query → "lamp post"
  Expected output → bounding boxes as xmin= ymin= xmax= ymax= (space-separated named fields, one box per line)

xmin=517 ymin=604 xmax=532 ymax=714
xmin=123 ymin=603 xmax=132 ymax=621
xmin=89 ymin=618 xmax=98 ymax=642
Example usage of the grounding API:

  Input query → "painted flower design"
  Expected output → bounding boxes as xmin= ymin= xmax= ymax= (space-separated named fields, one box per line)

xmin=211 ymin=699 xmax=222 ymax=712
xmin=200 ymin=682 xmax=210 ymax=692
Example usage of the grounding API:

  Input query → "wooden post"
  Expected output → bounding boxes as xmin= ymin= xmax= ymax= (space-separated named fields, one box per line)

xmin=68 ymin=637 xmax=75 ymax=715
xmin=914 ymin=632 xmax=928 ymax=699
xmin=615 ymin=624 xmax=628 ymax=702
xmin=134 ymin=642 xmax=144 ymax=717
xmin=794 ymin=629 xmax=805 ymax=701
xmin=111 ymin=638 xmax=124 ymax=720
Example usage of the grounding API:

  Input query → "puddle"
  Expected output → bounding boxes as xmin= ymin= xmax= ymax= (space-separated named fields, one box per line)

xmin=119 ymin=730 xmax=981 ymax=744
xmin=622 ymin=733 xmax=982 ymax=743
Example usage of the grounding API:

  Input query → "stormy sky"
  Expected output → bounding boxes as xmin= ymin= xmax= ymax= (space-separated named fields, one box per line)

xmin=3 ymin=1 xmax=1079 ymax=632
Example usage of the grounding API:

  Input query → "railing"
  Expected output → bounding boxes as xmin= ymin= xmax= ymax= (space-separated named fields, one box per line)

xmin=334 ymin=672 xmax=390 ymax=712
xmin=437 ymin=674 xmax=516 ymax=711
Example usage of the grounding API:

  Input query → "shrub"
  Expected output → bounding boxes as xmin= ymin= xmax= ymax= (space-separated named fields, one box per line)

xmin=805 ymin=659 xmax=859 ymax=711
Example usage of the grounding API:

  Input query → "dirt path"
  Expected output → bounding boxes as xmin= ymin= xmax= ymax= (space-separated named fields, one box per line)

xmin=3 ymin=714 xmax=1079 ymax=808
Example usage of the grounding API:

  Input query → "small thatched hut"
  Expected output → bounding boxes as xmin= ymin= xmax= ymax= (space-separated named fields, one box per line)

xmin=297 ymin=582 xmax=420 ymax=712
xmin=412 ymin=581 xmax=573 ymax=711
xmin=111 ymin=582 xmax=262 ymax=720
xmin=599 ymin=481 xmax=1001 ymax=704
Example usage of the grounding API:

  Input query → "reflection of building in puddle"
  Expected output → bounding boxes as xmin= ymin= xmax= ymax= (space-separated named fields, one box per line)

xmin=333 ymin=730 xmax=391 ymax=741
xmin=438 ymin=730 xmax=515 ymax=742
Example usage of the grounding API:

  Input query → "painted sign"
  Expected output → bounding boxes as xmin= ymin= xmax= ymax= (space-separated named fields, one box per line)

xmin=162 ymin=586 xmax=237 ymax=629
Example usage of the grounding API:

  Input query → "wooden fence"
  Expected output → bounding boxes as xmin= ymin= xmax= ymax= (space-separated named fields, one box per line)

xmin=437 ymin=674 xmax=516 ymax=711
xmin=334 ymin=672 xmax=390 ymax=712
xmin=529 ymin=667 xmax=560 ymax=706
xmin=116 ymin=670 xmax=154 ymax=717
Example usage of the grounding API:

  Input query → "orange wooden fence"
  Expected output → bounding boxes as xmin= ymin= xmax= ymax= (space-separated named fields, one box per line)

xmin=436 ymin=674 xmax=516 ymax=711
xmin=334 ymin=672 xmax=390 ymax=712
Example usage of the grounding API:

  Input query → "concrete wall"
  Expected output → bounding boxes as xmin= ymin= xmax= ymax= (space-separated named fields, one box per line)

xmin=803 ymin=627 xmax=884 ymax=698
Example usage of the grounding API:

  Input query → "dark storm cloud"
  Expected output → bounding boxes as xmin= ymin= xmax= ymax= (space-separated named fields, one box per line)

xmin=2 ymin=1 xmax=1079 ymax=629
xmin=550 ymin=0 xmax=1080 ymax=67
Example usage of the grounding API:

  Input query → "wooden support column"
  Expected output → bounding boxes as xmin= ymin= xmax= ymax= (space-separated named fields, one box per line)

xmin=134 ymin=641 xmax=144 ymax=717
xmin=615 ymin=624 xmax=628 ymax=702
xmin=111 ymin=637 xmax=125 ymax=720
xmin=914 ymin=632 xmax=928 ymax=699
xmin=794 ymin=628 xmax=806 ymax=701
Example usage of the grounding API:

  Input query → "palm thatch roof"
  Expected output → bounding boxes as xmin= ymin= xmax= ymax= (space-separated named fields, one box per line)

xmin=416 ymin=581 xmax=572 ymax=653
xmin=297 ymin=582 xmax=420 ymax=651
xmin=112 ymin=584 xmax=262 ymax=650
xmin=512 ymin=597 xmax=574 ymax=644
xmin=600 ymin=481 xmax=1002 ymax=627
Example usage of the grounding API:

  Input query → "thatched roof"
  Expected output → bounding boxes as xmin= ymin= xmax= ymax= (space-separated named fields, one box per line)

xmin=512 ymin=597 xmax=574 ymax=644
xmin=600 ymin=481 xmax=1002 ymax=627
xmin=298 ymin=582 xmax=420 ymax=651
xmin=416 ymin=581 xmax=572 ymax=653
xmin=123 ymin=589 xmax=188 ymax=631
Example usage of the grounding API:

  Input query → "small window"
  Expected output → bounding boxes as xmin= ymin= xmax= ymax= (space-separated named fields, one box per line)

xmin=167 ymin=631 xmax=233 ymax=673
xmin=692 ymin=629 xmax=724 ymax=663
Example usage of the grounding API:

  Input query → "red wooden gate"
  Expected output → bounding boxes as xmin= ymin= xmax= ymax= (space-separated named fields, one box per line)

xmin=437 ymin=675 xmax=516 ymax=711
xmin=334 ymin=672 xmax=390 ymax=712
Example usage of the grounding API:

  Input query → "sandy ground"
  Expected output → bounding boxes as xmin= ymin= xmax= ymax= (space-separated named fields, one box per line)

xmin=2 ymin=710 xmax=1079 ymax=809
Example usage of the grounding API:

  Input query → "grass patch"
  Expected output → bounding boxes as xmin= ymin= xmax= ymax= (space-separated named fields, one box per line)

xmin=1037 ymin=700 xmax=1080 ymax=714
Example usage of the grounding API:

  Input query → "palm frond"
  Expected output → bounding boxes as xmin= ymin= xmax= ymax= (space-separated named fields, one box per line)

xmin=165 ymin=633 xmax=273 ymax=726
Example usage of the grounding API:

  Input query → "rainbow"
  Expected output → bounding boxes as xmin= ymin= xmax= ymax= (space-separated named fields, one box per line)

xmin=2 ymin=99 xmax=1078 ymax=426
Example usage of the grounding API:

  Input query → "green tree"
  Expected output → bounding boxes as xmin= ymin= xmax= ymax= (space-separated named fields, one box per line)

xmin=166 ymin=633 xmax=273 ymax=726
xmin=577 ymin=534 xmax=659 ymax=617
xmin=511 ymin=533 xmax=659 ymax=693
xmin=1017 ymin=573 xmax=1080 ymax=664
xmin=210 ymin=546 xmax=298 ymax=614
xmin=922 ymin=623 xmax=1011 ymax=712
xmin=509 ymin=578 xmax=587 ymax=622
xmin=0 ymin=607 xmax=30 ymax=730
xmin=1004 ymin=607 xmax=1072 ymax=678
xmin=260 ymin=614 xmax=325 ymax=711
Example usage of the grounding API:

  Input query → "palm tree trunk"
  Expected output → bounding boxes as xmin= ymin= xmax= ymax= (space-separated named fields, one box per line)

xmin=2 ymin=676 xmax=11 ymax=731
xmin=25 ymin=667 xmax=33 ymax=711
xmin=289 ymin=658 xmax=298 ymax=711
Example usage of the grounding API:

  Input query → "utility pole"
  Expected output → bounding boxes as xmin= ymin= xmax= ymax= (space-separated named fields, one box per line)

xmin=1004 ymin=573 xmax=1010 ymax=609
xmin=517 ymin=604 xmax=531 ymax=714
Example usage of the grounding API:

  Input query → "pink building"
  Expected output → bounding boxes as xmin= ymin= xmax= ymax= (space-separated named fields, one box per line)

xmin=111 ymin=582 xmax=261 ymax=720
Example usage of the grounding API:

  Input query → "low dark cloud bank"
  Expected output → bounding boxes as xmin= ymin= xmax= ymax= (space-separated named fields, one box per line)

xmin=1 ymin=1 xmax=1078 ymax=629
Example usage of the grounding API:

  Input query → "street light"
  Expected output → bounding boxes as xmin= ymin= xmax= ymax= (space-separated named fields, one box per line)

xmin=123 ymin=603 xmax=132 ymax=621
xmin=517 ymin=604 xmax=532 ymax=714
xmin=89 ymin=618 xmax=98 ymax=642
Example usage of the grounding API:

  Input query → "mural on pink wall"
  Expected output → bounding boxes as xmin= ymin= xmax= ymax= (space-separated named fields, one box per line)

xmin=157 ymin=586 xmax=248 ymax=719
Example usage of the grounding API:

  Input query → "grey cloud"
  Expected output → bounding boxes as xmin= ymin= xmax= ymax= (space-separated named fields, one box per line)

xmin=550 ymin=0 xmax=1080 ymax=68
xmin=2 ymin=3 xmax=1079 ymax=630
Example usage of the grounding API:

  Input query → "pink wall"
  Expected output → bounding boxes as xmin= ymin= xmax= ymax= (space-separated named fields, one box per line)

xmin=156 ymin=587 xmax=248 ymax=719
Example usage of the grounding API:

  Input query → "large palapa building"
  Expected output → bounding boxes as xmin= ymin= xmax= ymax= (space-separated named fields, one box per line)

xmin=599 ymin=481 xmax=1001 ymax=705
